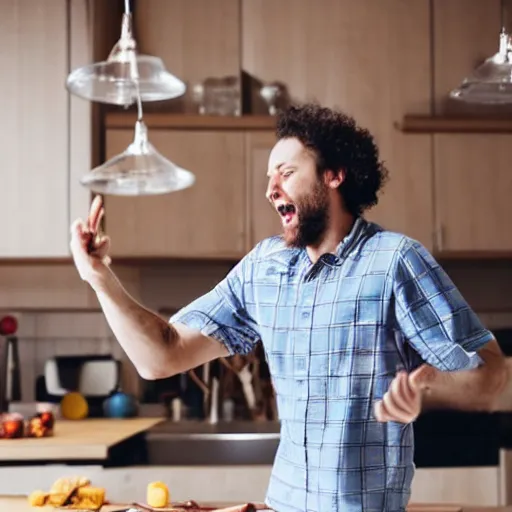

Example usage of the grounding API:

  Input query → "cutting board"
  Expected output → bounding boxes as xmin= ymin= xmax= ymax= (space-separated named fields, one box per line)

xmin=0 ymin=417 xmax=163 ymax=461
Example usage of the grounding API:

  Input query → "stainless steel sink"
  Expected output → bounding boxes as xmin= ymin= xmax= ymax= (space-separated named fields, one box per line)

xmin=146 ymin=420 xmax=280 ymax=465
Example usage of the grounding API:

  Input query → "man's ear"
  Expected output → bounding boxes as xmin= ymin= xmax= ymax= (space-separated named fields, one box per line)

xmin=323 ymin=168 xmax=345 ymax=189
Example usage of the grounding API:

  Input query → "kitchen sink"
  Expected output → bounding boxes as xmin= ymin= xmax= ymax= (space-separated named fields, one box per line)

xmin=146 ymin=420 xmax=280 ymax=466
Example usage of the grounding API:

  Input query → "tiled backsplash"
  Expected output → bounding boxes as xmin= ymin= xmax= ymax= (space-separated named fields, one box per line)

xmin=3 ymin=258 xmax=512 ymax=404
xmin=14 ymin=312 xmax=123 ymax=402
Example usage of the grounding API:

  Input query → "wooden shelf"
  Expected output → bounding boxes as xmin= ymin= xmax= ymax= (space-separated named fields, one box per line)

xmin=105 ymin=112 xmax=277 ymax=131
xmin=396 ymin=115 xmax=512 ymax=133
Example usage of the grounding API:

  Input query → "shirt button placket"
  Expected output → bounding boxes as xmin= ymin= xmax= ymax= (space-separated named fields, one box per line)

xmin=299 ymin=282 xmax=316 ymax=504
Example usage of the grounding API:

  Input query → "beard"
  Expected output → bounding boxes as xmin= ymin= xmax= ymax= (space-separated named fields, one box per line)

xmin=283 ymin=180 xmax=329 ymax=248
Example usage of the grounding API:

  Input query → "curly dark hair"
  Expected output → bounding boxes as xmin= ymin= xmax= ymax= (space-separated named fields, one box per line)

xmin=276 ymin=103 xmax=389 ymax=217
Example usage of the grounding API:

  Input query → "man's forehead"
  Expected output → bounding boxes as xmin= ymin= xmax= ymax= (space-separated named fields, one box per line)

xmin=268 ymin=138 xmax=308 ymax=169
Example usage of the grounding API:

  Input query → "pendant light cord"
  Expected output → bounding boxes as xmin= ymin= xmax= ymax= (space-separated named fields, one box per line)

xmin=135 ymin=87 xmax=144 ymax=122
xmin=123 ymin=0 xmax=143 ymax=121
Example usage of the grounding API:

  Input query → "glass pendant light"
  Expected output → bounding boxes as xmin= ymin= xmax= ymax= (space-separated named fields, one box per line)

xmin=66 ymin=0 xmax=186 ymax=106
xmin=77 ymin=0 xmax=195 ymax=195
xmin=80 ymin=93 xmax=195 ymax=196
xmin=450 ymin=0 xmax=512 ymax=104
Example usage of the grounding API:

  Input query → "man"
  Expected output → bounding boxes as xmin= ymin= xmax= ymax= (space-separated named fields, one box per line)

xmin=70 ymin=103 xmax=508 ymax=512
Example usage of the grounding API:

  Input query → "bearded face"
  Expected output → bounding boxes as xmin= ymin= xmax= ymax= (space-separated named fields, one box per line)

xmin=266 ymin=137 xmax=334 ymax=248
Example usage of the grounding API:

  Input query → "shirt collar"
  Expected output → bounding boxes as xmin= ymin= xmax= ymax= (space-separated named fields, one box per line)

xmin=332 ymin=216 xmax=372 ymax=262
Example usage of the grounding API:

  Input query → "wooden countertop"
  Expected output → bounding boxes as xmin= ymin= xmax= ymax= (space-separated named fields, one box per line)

xmin=0 ymin=417 xmax=163 ymax=461
xmin=0 ymin=497 xmax=138 ymax=512
xmin=1 ymin=497 xmax=512 ymax=512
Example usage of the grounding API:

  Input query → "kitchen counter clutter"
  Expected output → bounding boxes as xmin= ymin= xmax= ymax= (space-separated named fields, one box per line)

xmin=0 ymin=417 xmax=163 ymax=462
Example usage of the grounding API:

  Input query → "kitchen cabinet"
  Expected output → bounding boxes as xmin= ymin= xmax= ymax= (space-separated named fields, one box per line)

xmin=104 ymin=129 xmax=247 ymax=259
xmin=245 ymin=132 xmax=280 ymax=248
xmin=433 ymin=134 xmax=512 ymax=253
xmin=0 ymin=0 xmax=95 ymax=258
xmin=432 ymin=0 xmax=502 ymax=113
xmin=134 ymin=0 xmax=240 ymax=113
xmin=0 ymin=0 xmax=70 ymax=257
xmin=98 ymin=0 xmax=511 ymax=259
xmin=242 ymin=0 xmax=435 ymax=250
xmin=365 ymin=134 xmax=434 ymax=252
xmin=410 ymin=466 xmax=500 ymax=506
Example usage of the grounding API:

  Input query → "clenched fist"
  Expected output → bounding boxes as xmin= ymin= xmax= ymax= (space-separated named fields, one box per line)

xmin=70 ymin=195 xmax=112 ymax=290
xmin=374 ymin=364 xmax=437 ymax=424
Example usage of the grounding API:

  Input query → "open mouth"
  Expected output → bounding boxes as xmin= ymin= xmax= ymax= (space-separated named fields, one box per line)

xmin=277 ymin=203 xmax=296 ymax=225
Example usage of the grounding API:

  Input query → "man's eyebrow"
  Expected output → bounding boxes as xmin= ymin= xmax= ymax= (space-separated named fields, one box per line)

xmin=267 ymin=162 xmax=286 ymax=177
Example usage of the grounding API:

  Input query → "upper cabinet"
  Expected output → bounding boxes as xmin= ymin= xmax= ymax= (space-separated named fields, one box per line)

xmin=432 ymin=0 xmax=502 ymax=115
xmin=245 ymin=132 xmax=280 ymax=247
xmin=134 ymin=0 xmax=240 ymax=114
xmin=0 ymin=0 xmax=109 ymax=259
xmin=434 ymin=134 xmax=512 ymax=253
xmin=97 ymin=0 xmax=511 ymax=260
xmin=104 ymin=128 xmax=247 ymax=259
xmin=0 ymin=1 xmax=70 ymax=257
xmin=242 ymin=0 xmax=434 ymax=250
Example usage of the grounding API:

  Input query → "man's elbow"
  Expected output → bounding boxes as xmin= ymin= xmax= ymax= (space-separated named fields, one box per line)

xmin=483 ymin=358 xmax=509 ymax=413
xmin=136 ymin=365 xmax=175 ymax=381
xmin=133 ymin=324 xmax=183 ymax=380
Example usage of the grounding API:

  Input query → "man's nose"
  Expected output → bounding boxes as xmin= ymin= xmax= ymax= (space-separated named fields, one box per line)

xmin=266 ymin=175 xmax=281 ymax=202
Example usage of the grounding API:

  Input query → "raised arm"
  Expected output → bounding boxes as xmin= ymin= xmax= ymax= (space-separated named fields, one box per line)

xmin=70 ymin=196 xmax=259 ymax=381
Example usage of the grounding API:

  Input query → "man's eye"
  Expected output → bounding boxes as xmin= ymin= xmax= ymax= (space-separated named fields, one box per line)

xmin=283 ymin=170 xmax=294 ymax=177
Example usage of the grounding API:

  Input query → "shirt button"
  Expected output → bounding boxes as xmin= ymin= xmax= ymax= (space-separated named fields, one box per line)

xmin=301 ymin=311 xmax=310 ymax=319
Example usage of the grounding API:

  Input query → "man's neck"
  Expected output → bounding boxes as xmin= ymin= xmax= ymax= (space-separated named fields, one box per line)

xmin=306 ymin=210 xmax=356 ymax=263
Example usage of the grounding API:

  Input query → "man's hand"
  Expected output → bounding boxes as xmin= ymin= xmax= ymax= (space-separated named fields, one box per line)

xmin=374 ymin=364 xmax=437 ymax=424
xmin=70 ymin=194 xmax=112 ymax=290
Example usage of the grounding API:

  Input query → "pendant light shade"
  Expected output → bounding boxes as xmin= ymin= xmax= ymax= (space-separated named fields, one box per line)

xmin=66 ymin=53 xmax=186 ymax=106
xmin=66 ymin=12 xmax=186 ymax=106
xmin=69 ymin=0 xmax=195 ymax=196
xmin=450 ymin=0 xmax=512 ymax=105
xmin=450 ymin=30 xmax=512 ymax=104
xmin=80 ymin=120 xmax=195 ymax=196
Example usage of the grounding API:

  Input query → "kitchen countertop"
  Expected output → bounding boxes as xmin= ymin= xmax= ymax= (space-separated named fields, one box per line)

xmin=0 ymin=417 xmax=163 ymax=462
xmin=2 ymin=496 xmax=512 ymax=512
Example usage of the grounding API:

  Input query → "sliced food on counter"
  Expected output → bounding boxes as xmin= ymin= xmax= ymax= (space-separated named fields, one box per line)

xmin=28 ymin=475 xmax=106 ymax=510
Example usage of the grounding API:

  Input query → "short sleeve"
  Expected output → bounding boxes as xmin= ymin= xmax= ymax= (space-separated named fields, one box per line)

xmin=392 ymin=239 xmax=494 ymax=371
xmin=169 ymin=253 xmax=260 ymax=356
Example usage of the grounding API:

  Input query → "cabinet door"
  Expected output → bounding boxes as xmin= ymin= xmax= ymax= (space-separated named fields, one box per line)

xmin=0 ymin=0 xmax=69 ymax=257
xmin=246 ymin=132 xmax=281 ymax=248
xmin=104 ymin=130 xmax=246 ymax=259
xmin=242 ymin=0 xmax=434 ymax=250
xmin=434 ymin=134 xmax=512 ymax=253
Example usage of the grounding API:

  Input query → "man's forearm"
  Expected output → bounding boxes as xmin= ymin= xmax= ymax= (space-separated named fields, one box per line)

xmin=93 ymin=266 xmax=177 ymax=380
xmin=422 ymin=339 xmax=509 ymax=412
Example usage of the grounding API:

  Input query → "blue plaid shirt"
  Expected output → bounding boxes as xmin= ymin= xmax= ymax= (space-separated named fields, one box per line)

xmin=171 ymin=217 xmax=493 ymax=512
